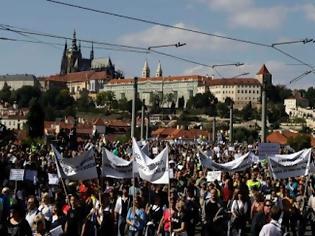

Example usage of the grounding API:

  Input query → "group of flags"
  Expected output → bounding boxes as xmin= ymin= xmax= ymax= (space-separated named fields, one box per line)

xmin=51 ymin=138 xmax=170 ymax=184
xmin=51 ymin=139 xmax=313 ymax=184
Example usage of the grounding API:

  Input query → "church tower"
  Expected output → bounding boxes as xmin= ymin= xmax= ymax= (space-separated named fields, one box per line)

xmin=60 ymin=41 xmax=68 ymax=75
xmin=142 ymin=60 xmax=150 ymax=78
xmin=156 ymin=61 xmax=162 ymax=77
xmin=90 ymin=42 xmax=94 ymax=60
xmin=256 ymin=64 xmax=272 ymax=86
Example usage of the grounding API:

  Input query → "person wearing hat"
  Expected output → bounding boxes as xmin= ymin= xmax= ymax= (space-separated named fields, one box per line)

xmin=7 ymin=204 xmax=32 ymax=236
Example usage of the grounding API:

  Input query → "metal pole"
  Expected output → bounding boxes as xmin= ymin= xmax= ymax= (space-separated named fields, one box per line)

xmin=140 ymin=99 xmax=145 ymax=140
xmin=131 ymin=77 xmax=138 ymax=138
xmin=146 ymin=112 xmax=150 ymax=140
xmin=261 ymin=81 xmax=266 ymax=142
xmin=212 ymin=117 xmax=216 ymax=144
xmin=229 ymin=103 xmax=233 ymax=144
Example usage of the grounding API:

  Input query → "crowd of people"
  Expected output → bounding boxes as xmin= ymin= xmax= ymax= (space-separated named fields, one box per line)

xmin=0 ymin=134 xmax=314 ymax=236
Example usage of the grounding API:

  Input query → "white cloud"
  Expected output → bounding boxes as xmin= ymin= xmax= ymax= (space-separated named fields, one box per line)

xmin=231 ymin=6 xmax=288 ymax=30
xmin=119 ymin=23 xmax=245 ymax=51
xmin=200 ymin=0 xmax=289 ymax=30
xmin=203 ymin=0 xmax=253 ymax=12
xmin=302 ymin=4 xmax=315 ymax=22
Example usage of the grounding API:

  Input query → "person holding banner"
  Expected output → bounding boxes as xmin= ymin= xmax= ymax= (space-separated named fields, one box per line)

xmin=126 ymin=196 xmax=146 ymax=236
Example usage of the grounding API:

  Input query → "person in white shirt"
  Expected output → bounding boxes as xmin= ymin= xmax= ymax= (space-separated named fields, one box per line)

xmin=115 ymin=186 xmax=131 ymax=236
xmin=37 ymin=192 xmax=52 ymax=224
xmin=25 ymin=196 xmax=38 ymax=227
xmin=259 ymin=206 xmax=282 ymax=236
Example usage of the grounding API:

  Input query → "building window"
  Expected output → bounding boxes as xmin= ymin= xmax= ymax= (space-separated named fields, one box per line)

xmin=237 ymin=90 xmax=240 ymax=93
xmin=120 ymin=93 xmax=126 ymax=99
xmin=249 ymin=90 xmax=251 ymax=93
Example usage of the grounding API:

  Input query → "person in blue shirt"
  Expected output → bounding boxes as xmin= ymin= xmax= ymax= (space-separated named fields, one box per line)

xmin=126 ymin=196 xmax=146 ymax=236
xmin=286 ymin=177 xmax=298 ymax=198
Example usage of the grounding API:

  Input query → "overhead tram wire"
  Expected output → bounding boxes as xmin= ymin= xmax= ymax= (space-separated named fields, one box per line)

xmin=0 ymin=24 xmax=235 ymax=69
xmin=0 ymin=24 xmax=148 ymax=52
xmin=45 ymin=0 xmax=315 ymax=78
xmin=45 ymin=0 xmax=270 ymax=48
xmin=0 ymin=35 xmax=149 ymax=54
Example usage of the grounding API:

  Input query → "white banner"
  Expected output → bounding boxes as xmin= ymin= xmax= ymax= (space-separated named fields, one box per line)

xmin=9 ymin=169 xmax=24 ymax=181
xmin=48 ymin=173 xmax=59 ymax=185
xmin=52 ymin=145 xmax=98 ymax=181
xmin=268 ymin=149 xmax=312 ymax=179
xmin=199 ymin=150 xmax=254 ymax=172
xmin=102 ymin=149 xmax=133 ymax=179
xmin=133 ymin=138 xmax=169 ymax=184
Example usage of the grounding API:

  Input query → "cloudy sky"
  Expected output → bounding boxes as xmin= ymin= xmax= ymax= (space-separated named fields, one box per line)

xmin=1 ymin=0 xmax=315 ymax=88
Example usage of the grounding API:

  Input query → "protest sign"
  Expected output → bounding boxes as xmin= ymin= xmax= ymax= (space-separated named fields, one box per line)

xmin=48 ymin=173 xmax=59 ymax=185
xmin=9 ymin=169 xmax=24 ymax=181
xmin=24 ymin=170 xmax=37 ymax=182
xmin=206 ymin=171 xmax=222 ymax=182
xmin=258 ymin=143 xmax=280 ymax=159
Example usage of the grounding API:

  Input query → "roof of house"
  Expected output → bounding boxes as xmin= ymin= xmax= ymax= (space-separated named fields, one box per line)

xmin=152 ymin=127 xmax=209 ymax=140
xmin=94 ymin=118 xmax=106 ymax=126
xmin=267 ymin=130 xmax=314 ymax=147
xmin=44 ymin=70 xmax=112 ymax=83
xmin=206 ymin=78 xmax=261 ymax=86
xmin=256 ymin=64 xmax=271 ymax=75
xmin=0 ymin=74 xmax=36 ymax=81
xmin=107 ymin=75 xmax=207 ymax=85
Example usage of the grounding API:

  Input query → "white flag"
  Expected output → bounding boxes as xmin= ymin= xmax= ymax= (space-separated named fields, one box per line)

xmin=102 ymin=148 xmax=133 ymax=179
xmin=268 ymin=149 xmax=312 ymax=179
xmin=132 ymin=138 xmax=169 ymax=184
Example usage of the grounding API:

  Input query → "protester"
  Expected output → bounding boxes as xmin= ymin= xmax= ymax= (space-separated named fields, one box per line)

xmin=0 ymin=132 xmax=314 ymax=236
xmin=259 ymin=205 xmax=282 ymax=236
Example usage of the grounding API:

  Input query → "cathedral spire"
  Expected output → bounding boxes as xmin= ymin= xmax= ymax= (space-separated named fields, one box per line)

xmin=142 ymin=60 xmax=150 ymax=78
xmin=72 ymin=29 xmax=77 ymax=51
xmin=156 ymin=61 xmax=162 ymax=77
xmin=63 ymin=40 xmax=67 ymax=55
xmin=90 ymin=41 xmax=94 ymax=60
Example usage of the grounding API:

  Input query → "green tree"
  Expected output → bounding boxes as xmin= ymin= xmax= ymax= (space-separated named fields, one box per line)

xmin=127 ymin=98 xmax=143 ymax=113
xmin=267 ymin=85 xmax=292 ymax=103
xmin=96 ymin=91 xmax=117 ymax=110
xmin=164 ymin=93 xmax=177 ymax=108
xmin=240 ymin=102 xmax=253 ymax=121
xmin=117 ymin=97 xmax=129 ymax=111
xmin=186 ymin=92 xmax=217 ymax=115
xmin=234 ymin=127 xmax=258 ymax=144
xmin=305 ymin=87 xmax=315 ymax=107
xmin=0 ymin=82 xmax=12 ymax=104
xmin=216 ymin=102 xmax=229 ymax=118
xmin=76 ymin=89 xmax=95 ymax=112
xmin=178 ymin=96 xmax=185 ymax=110
xmin=287 ymin=135 xmax=311 ymax=151
xmin=16 ymin=86 xmax=41 ymax=107
xmin=27 ymin=98 xmax=45 ymax=138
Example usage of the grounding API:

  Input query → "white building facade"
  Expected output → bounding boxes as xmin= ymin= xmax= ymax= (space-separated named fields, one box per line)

xmin=0 ymin=74 xmax=38 ymax=90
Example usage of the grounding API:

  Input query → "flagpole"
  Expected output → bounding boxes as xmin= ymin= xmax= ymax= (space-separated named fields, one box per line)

xmin=52 ymin=148 xmax=69 ymax=199
xmin=168 ymin=145 xmax=172 ymax=235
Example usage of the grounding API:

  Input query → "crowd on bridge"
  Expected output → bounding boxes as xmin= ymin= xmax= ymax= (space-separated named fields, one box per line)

xmin=0 ymin=134 xmax=314 ymax=236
